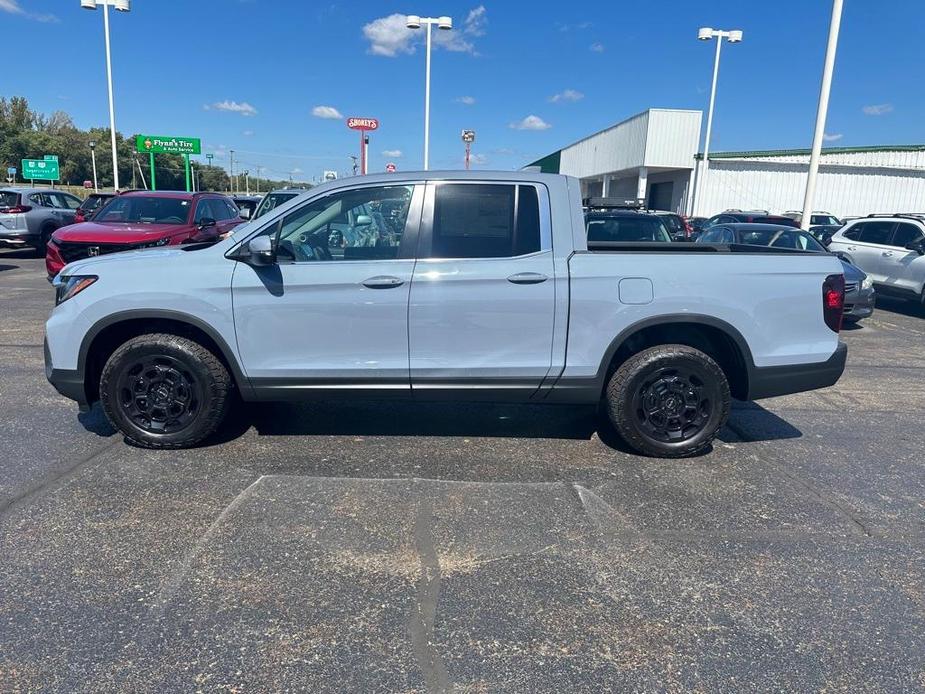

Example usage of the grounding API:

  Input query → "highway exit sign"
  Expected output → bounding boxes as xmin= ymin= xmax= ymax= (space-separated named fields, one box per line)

xmin=136 ymin=135 xmax=201 ymax=155
xmin=22 ymin=157 xmax=59 ymax=181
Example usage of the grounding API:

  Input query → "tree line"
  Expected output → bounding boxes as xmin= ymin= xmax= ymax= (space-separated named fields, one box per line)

xmin=0 ymin=96 xmax=301 ymax=194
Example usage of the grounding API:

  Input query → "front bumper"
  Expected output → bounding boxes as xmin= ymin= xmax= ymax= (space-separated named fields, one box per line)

xmin=44 ymin=337 xmax=90 ymax=411
xmin=747 ymin=341 xmax=847 ymax=400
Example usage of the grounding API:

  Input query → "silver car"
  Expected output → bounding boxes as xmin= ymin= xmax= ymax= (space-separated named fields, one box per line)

xmin=0 ymin=187 xmax=83 ymax=255
xmin=827 ymin=214 xmax=925 ymax=307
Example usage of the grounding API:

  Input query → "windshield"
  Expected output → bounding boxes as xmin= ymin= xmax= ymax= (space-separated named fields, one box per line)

xmin=0 ymin=191 xmax=19 ymax=209
xmin=94 ymin=196 xmax=191 ymax=224
xmin=253 ymin=192 xmax=299 ymax=219
xmin=586 ymin=216 xmax=671 ymax=243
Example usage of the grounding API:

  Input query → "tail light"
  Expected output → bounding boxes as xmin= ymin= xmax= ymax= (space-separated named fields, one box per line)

xmin=1 ymin=205 xmax=32 ymax=214
xmin=75 ymin=211 xmax=86 ymax=223
xmin=822 ymin=274 xmax=845 ymax=333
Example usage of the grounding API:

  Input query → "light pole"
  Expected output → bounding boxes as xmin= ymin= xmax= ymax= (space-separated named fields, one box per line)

xmin=254 ymin=165 xmax=261 ymax=194
xmin=461 ymin=129 xmax=475 ymax=170
xmin=81 ymin=0 xmax=130 ymax=191
xmin=229 ymin=149 xmax=235 ymax=194
xmin=691 ymin=26 xmax=743 ymax=217
xmin=801 ymin=0 xmax=843 ymax=230
xmin=244 ymin=170 xmax=250 ymax=195
xmin=89 ymin=141 xmax=99 ymax=192
xmin=406 ymin=14 xmax=453 ymax=170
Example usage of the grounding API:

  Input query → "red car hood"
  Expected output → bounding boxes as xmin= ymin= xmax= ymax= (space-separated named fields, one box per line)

xmin=52 ymin=221 xmax=192 ymax=244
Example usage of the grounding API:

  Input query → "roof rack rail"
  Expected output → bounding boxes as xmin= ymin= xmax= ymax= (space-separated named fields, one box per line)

xmin=865 ymin=213 xmax=925 ymax=220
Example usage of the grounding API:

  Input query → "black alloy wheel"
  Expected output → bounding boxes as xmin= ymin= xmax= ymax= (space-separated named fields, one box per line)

xmin=115 ymin=354 xmax=202 ymax=434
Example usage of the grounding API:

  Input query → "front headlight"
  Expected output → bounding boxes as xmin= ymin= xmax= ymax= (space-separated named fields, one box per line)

xmin=861 ymin=276 xmax=873 ymax=291
xmin=140 ymin=237 xmax=170 ymax=249
xmin=54 ymin=275 xmax=98 ymax=305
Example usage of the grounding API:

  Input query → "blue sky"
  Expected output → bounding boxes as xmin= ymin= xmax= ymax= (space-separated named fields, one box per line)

xmin=3 ymin=0 xmax=923 ymax=182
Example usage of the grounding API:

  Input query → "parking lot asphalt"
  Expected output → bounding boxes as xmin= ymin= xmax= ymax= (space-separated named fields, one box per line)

xmin=1 ymin=247 xmax=923 ymax=692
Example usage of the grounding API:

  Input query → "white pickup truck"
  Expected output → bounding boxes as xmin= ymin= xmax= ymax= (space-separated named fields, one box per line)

xmin=45 ymin=171 xmax=847 ymax=457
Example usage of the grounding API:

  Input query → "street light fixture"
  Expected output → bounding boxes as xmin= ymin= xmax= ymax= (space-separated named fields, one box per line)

xmin=89 ymin=141 xmax=98 ymax=192
xmin=691 ymin=26 xmax=743 ymax=216
xmin=406 ymin=14 xmax=453 ymax=170
xmin=81 ymin=0 xmax=131 ymax=191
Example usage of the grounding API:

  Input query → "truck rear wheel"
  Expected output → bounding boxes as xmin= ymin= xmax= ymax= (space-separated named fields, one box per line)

xmin=100 ymin=333 xmax=232 ymax=449
xmin=605 ymin=344 xmax=730 ymax=458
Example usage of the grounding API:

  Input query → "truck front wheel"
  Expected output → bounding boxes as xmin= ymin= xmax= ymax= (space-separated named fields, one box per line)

xmin=605 ymin=344 xmax=730 ymax=458
xmin=100 ymin=333 xmax=233 ymax=449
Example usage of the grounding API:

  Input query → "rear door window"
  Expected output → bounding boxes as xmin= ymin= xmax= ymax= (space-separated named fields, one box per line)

xmin=856 ymin=221 xmax=895 ymax=245
xmin=428 ymin=184 xmax=541 ymax=258
xmin=0 ymin=192 xmax=20 ymax=208
xmin=891 ymin=223 xmax=924 ymax=248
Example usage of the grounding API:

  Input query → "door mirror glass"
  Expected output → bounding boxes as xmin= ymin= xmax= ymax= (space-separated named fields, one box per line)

xmin=198 ymin=216 xmax=216 ymax=228
xmin=239 ymin=207 xmax=251 ymax=220
xmin=246 ymin=234 xmax=276 ymax=266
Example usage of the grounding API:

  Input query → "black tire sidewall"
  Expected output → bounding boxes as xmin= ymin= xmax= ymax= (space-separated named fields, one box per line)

xmin=101 ymin=337 xmax=225 ymax=447
xmin=608 ymin=346 xmax=730 ymax=457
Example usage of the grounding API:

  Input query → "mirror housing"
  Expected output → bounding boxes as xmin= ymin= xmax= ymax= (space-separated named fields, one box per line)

xmin=239 ymin=208 xmax=251 ymax=220
xmin=198 ymin=216 xmax=216 ymax=229
xmin=245 ymin=234 xmax=276 ymax=266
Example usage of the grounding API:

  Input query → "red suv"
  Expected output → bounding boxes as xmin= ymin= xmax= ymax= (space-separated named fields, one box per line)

xmin=46 ymin=191 xmax=244 ymax=278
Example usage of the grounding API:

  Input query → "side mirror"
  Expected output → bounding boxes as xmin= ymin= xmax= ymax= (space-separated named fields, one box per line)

xmin=905 ymin=240 xmax=925 ymax=255
xmin=198 ymin=216 xmax=216 ymax=229
xmin=245 ymin=234 xmax=276 ymax=266
xmin=355 ymin=214 xmax=372 ymax=227
xmin=239 ymin=208 xmax=251 ymax=220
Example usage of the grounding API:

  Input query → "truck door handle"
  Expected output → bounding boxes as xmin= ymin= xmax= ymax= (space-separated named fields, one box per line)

xmin=507 ymin=272 xmax=548 ymax=285
xmin=882 ymin=251 xmax=893 ymax=257
xmin=362 ymin=275 xmax=404 ymax=289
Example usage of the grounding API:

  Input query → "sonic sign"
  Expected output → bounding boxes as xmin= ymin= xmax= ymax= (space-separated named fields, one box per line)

xmin=346 ymin=117 xmax=379 ymax=175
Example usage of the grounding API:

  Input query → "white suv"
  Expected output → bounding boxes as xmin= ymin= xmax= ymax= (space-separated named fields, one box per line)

xmin=828 ymin=215 xmax=925 ymax=306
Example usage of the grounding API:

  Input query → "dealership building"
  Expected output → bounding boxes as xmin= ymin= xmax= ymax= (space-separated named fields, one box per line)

xmin=525 ymin=108 xmax=925 ymax=217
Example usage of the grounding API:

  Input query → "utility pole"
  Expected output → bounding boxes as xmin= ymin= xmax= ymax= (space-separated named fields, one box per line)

xmin=244 ymin=170 xmax=250 ymax=195
xmin=254 ymin=165 xmax=261 ymax=194
xmin=350 ymin=155 xmax=358 ymax=176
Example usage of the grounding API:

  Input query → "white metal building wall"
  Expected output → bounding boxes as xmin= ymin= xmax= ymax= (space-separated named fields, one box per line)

xmin=699 ymin=154 xmax=925 ymax=217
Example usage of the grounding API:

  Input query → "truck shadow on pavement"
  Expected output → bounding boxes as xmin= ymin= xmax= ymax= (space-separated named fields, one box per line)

xmin=198 ymin=399 xmax=803 ymax=455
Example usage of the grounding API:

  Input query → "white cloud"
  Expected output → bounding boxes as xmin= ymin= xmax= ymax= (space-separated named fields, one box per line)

xmin=207 ymin=100 xmax=257 ymax=116
xmin=510 ymin=115 xmax=551 ymax=131
xmin=291 ymin=168 xmax=303 ymax=174
xmin=557 ymin=21 xmax=592 ymax=32
xmin=364 ymin=6 xmax=486 ymax=57
xmin=589 ymin=42 xmax=605 ymax=53
xmin=242 ymin=130 xmax=254 ymax=136
xmin=363 ymin=14 xmax=416 ymax=57
xmin=823 ymin=133 xmax=843 ymax=142
xmin=549 ymin=89 xmax=584 ymax=103
xmin=470 ymin=153 xmax=488 ymax=165
xmin=465 ymin=5 xmax=487 ymax=36
xmin=0 ymin=0 xmax=58 ymax=22
xmin=862 ymin=103 xmax=893 ymax=116
xmin=312 ymin=105 xmax=344 ymax=119
xmin=456 ymin=96 xmax=476 ymax=105
xmin=382 ymin=149 xmax=403 ymax=158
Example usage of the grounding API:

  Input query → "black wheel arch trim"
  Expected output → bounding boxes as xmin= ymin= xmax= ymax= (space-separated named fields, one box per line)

xmin=593 ymin=313 xmax=756 ymax=388
xmin=76 ymin=309 xmax=253 ymax=402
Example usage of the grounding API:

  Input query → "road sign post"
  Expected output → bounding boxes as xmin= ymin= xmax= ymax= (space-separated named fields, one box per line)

xmin=136 ymin=135 xmax=201 ymax=192
xmin=346 ymin=118 xmax=379 ymax=175
xmin=7 ymin=167 xmax=16 ymax=184
xmin=149 ymin=152 xmax=156 ymax=191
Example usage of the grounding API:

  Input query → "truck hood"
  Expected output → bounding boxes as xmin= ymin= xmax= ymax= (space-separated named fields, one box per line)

xmin=52 ymin=221 xmax=191 ymax=244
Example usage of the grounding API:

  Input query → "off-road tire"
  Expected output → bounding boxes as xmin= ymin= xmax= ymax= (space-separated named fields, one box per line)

xmin=100 ymin=333 xmax=232 ymax=449
xmin=605 ymin=344 xmax=730 ymax=458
